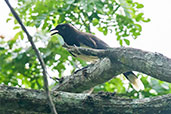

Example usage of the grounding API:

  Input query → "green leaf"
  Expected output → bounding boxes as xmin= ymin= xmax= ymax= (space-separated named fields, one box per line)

xmin=117 ymin=36 xmax=121 ymax=41
xmin=142 ymin=18 xmax=151 ymax=22
xmin=97 ymin=27 xmax=103 ymax=32
xmin=136 ymin=4 xmax=144 ymax=9
xmin=135 ymin=24 xmax=142 ymax=32
xmin=95 ymin=1 xmax=104 ymax=10
xmin=13 ymin=26 xmax=20 ymax=30
xmin=19 ymin=31 xmax=24 ymax=40
xmin=135 ymin=13 xmax=144 ymax=22
xmin=119 ymin=39 xmax=123 ymax=46
xmin=86 ymin=4 xmax=94 ymax=12
xmin=14 ymin=32 xmax=20 ymax=40
xmin=103 ymin=27 xmax=108 ymax=35
xmin=124 ymin=39 xmax=130 ymax=45
xmin=92 ymin=18 xmax=99 ymax=26
xmin=6 ymin=18 xmax=11 ymax=23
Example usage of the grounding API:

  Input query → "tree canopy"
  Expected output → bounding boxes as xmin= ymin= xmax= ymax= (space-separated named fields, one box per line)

xmin=0 ymin=0 xmax=171 ymax=100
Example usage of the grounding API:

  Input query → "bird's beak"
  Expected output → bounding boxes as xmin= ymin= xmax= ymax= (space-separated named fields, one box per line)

xmin=50 ymin=28 xmax=58 ymax=36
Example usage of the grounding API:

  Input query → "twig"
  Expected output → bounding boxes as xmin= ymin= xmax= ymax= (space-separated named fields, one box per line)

xmin=4 ymin=0 xmax=58 ymax=114
xmin=113 ymin=2 xmax=120 ymax=14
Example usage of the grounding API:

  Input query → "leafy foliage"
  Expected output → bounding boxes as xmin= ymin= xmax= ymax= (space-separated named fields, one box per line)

xmin=1 ymin=0 xmax=170 ymax=98
xmin=13 ymin=0 xmax=150 ymax=45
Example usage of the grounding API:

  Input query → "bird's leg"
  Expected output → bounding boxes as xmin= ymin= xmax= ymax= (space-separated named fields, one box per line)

xmin=73 ymin=44 xmax=82 ymax=55
xmin=62 ymin=43 xmax=70 ymax=48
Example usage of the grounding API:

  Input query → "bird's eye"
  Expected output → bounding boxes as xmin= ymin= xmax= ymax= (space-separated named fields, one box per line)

xmin=62 ymin=26 xmax=66 ymax=29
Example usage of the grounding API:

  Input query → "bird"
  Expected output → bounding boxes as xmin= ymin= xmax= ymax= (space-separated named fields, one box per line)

xmin=50 ymin=23 xmax=144 ymax=91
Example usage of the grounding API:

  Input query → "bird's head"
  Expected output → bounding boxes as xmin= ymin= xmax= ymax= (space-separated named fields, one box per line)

xmin=50 ymin=23 xmax=76 ymax=36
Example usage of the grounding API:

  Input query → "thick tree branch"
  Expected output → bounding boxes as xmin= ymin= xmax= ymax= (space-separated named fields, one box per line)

xmin=0 ymin=85 xmax=170 ymax=114
xmin=106 ymin=47 xmax=171 ymax=82
xmin=52 ymin=57 xmax=127 ymax=92
xmin=5 ymin=0 xmax=57 ymax=113
xmin=53 ymin=46 xmax=171 ymax=92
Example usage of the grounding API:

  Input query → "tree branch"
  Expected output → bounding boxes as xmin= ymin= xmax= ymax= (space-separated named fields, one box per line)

xmin=53 ymin=46 xmax=171 ymax=92
xmin=4 ymin=0 xmax=57 ymax=113
xmin=0 ymin=85 xmax=170 ymax=114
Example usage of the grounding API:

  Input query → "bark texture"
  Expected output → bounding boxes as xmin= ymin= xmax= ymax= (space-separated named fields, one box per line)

xmin=53 ymin=47 xmax=171 ymax=92
xmin=52 ymin=57 xmax=128 ymax=92
xmin=0 ymin=85 xmax=171 ymax=114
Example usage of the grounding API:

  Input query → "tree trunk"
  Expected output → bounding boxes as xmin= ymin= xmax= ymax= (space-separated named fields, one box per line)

xmin=0 ymin=85 xmax=170 ymax=114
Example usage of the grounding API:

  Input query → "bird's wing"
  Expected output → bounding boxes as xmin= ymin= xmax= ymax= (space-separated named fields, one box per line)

xmin=76 ymin=33 xmax=97 ymax=48
xmin=76 ymin=32 xmax=109 ymax=49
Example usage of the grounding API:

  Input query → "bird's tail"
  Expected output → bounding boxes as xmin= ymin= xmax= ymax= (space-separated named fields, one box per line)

xmin=123 ymin=72 xmax=144 ymax=91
